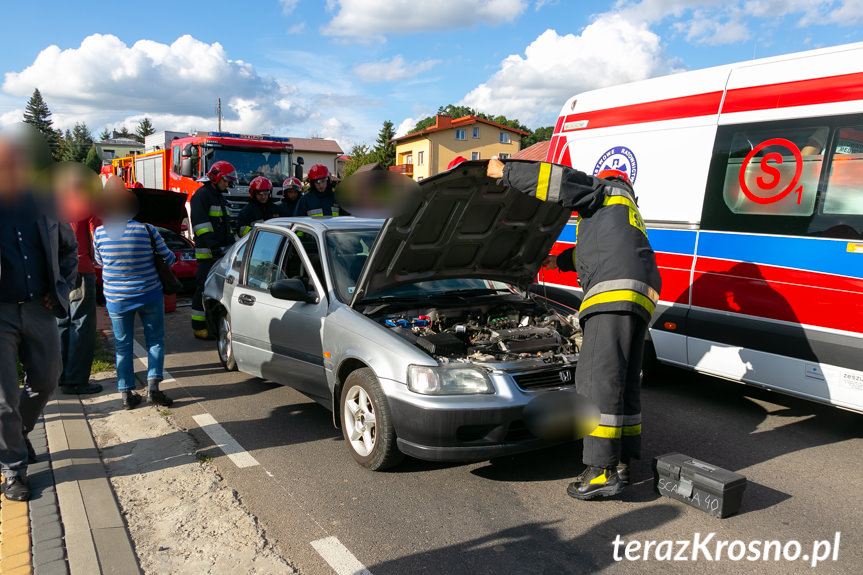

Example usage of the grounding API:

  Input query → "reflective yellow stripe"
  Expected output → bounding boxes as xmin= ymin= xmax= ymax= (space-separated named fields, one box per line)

xmin=603 ymin=195 xmax=647 ymax=236
xmin=623 ymin=424 xmax=641 ymax=436
xmin=190 ymin=314 xmax=206 ymax=321
xmin=580 ymin=289 xmax=656 ymax=316
xmin=195 ymin=253 xmax=214 ymax=260
xmin=208 ymin=210 xmax=224 ymax=217
xmin=590 ymin=469 xmax=611 ymax=484
xmin=241 ymin=226 xmax=252 ymax=236
xmin=536 ymin=162 xmax=551 ymax=201
xmin=589 ymin=425 xmax=623 ymax=439
xmin=195 ymin=226 xmax=214 ymax=237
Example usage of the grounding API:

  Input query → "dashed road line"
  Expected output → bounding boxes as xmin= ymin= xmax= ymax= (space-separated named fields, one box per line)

xmin=192 ymin=413 xmax=260 ymax=468
xmin=311 ymin=536 xmax=374 ymax=575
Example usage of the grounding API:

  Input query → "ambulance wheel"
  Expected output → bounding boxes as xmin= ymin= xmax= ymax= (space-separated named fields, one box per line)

xmin=217 ymin=311 xmax=237 ymax=371
xmin=340 ymin=369 xmax=403 ymax=471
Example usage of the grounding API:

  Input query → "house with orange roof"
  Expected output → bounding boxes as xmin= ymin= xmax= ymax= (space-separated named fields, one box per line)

xmin=390 ymin=115 xmax=528 ymax=181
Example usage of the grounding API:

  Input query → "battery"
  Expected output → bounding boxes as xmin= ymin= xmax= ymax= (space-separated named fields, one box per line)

xmin=652 ymin=453 xmax=747 ymax=518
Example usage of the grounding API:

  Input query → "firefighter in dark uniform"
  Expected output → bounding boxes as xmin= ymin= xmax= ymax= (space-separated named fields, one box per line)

xmin=236 ymin=176 xmax=280 ymax=237
xmin=488 ymin=158 xmax=661 ymax=500
xmin=189 ymin=160 xmax=236 ymax=339
xmin=293 ymin=164 xmax=342 ymax=217
xmin=277 ymin=177 xmax=302 ymax=217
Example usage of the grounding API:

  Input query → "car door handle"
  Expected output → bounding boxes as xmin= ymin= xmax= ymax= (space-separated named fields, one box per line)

xmin=226 ymin=275 xmax=235 ymax=285
xmin=238 ymin=294 xmax=256 ymax=306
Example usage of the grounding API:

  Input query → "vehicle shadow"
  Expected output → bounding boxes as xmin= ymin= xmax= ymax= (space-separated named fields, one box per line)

xmin=365 ymin=505 xmax=682 ymax=575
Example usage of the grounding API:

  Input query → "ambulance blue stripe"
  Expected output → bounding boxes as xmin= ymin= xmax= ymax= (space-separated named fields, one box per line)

xmin=557 ymin=225 xmax=697 ymax=256
xmin=696 ymin=231 xmax=863 ymax=279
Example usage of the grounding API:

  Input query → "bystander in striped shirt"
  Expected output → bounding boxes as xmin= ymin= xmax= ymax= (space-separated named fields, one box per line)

xmin=93 ymin=220 xmax=176 ymax=313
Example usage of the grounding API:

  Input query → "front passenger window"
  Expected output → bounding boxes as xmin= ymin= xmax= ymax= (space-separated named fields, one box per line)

xmin=246 ymin=231 xmax=286 ymax=290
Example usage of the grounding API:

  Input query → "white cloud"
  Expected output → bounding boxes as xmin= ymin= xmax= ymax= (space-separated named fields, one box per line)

xmin=394 ymin=117 xmax=416 ymax=138
xmin=280 ymin=0 xmax=300 ymax=14
xmin=1 ymin=34 xmax=308 ymax=135
xmin=673 ymin=8 xmax=750 ymax=45
xmin=288 ymin=22 xmax=306 ymax=34
xmin=323 ymin=0 xmax=528 ymax=41
xmin=461 ymin=16 xmax=679 ymax=127
xmin=353 ymin=56 xmax=440 ymax=82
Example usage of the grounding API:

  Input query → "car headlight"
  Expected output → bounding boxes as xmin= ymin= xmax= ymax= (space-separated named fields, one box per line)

xmin=407 ymin=365 xmax=494 ymax=395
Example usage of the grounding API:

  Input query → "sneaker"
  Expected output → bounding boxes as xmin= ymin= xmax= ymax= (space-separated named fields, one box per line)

xmin=122 ymin=391 xmax=142 ymax=410
xmin=567 ymin=465 xmax=623 ymax=500
xmin=147 ymin=390 xmax=174 ymax=407
xmin=3 ymin=475 xmax=30 ymax=501
xmin=193 ymin=329 xmax=214 ymax=341
xmin=61 ymin=382 xmax=103 ymax=394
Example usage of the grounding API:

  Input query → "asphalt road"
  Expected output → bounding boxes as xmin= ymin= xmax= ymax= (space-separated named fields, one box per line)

xmin=142 ymin=302 xmax=862 ymax=575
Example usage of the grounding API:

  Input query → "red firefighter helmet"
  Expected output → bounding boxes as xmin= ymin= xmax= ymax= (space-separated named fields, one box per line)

xmin=447 ymin=156 xmax=468 ymax=170
xmin=205 ymin=161 xmax=238 ymax=186
xmin=248 ymin=176 xmax=273 ymax=198
xmin=282 ymin=177 xmax=302 ymax=192
xmin=307 ymin=164 xmax=329 ymax=181
xmin=596 ymin=168 xmax=629 ymax=183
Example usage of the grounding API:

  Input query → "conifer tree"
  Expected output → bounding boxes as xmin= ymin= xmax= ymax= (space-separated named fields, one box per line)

xmin=135 ymin=118 xmax=156 ymax=142
xmin=372 ymin=120 xmax=396 ymax=169
xmin=22 ymin=88 xmax=60 ymax=157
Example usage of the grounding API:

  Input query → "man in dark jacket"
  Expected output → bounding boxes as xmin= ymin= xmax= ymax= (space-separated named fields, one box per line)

xmin=488 ymin=158 xmax=661 ymax=500
xmin=1 ymin=133 xmax=78 ymax=501
xmin=277 ymin=177 xmax=302 ymax=217
xmin=294 ymin=164 xmax=342 ymax=217
xmin=189 ymin=160 xmax=235 ymax=339
xmin=237 ymin=176 xmax=280 ymax=237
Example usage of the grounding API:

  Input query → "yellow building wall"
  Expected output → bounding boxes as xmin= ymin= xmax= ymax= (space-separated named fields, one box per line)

xmin=430 ymin=127 xmax=521 ymax=174
xmin=394 ymin=139 xmax=432 ymax=181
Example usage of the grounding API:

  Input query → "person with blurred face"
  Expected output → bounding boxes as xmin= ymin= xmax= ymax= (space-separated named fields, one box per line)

xmin=54 ymin=162 xmax=102 ymax=394
xmin=93 ymin=176 xmax=176 ymax=411
xmin=0 ymin=130 xmax=78 ymax=501
xmin=277 ymin=177 xmax=302 ymax=217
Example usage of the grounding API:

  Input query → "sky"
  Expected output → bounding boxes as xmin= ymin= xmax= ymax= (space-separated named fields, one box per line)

xmin=1 ymin=0 xmax=862 ymax=153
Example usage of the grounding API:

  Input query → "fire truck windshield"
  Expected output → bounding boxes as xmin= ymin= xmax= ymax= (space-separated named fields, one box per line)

xmin=211 ymin=148 xmax=292 ymax=186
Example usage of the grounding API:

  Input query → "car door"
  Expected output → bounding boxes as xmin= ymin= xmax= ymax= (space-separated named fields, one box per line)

xmin=231 ymin=228 xmax=328 ymax=401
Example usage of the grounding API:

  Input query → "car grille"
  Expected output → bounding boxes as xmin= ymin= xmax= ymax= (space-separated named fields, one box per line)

xmin=511 ymin=367 xmax=575 ymax=391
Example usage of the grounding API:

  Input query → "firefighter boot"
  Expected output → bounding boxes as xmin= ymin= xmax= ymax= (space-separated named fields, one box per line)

xmin=567 ymin=465 xmax=623 ymax=500
xmin=194 ymin=329 xmax=215 ymax=341
xmin=617 ymin=458 xmax=631 ymax=486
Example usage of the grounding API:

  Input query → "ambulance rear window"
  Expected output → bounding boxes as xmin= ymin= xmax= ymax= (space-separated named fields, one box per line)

xmin=823 ymin=126 xmax=863 ymax=216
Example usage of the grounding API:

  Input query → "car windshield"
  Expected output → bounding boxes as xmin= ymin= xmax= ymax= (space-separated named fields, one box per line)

xmin=211 ymin=148 xmax=292 ymax=186
xmin=155 ymin=227 xmax=192 ymax=252
xmin=325 ymin=229 xmax=513 ymax=303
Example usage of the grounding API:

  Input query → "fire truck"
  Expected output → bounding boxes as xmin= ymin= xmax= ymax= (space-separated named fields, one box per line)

xmin=103 ymin=131 xmax=303 ymax=233
xmin=541 ymin=42 xmax=863 ymax=413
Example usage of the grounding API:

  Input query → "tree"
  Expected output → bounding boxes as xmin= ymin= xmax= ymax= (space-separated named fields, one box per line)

xmin=99 ymin=128 xmax=111 ymax=141
xmin=342 ymin=144 xmax=373 ymax=178
xmin=22 ymin=88 xmax=60 ymax=158
xmin=62 ymin=122 xmax=95 ymax=163
xmin=135 ymin=117 xmax=156 ymax=142
xmin=371 ymin=120 xmax=396 ymax=169
xmin=408 ymin=104 xmax=528 ymax=135
xmin=84 ymin=145 xmax=102 ymax=173
xmin=521 ymin=126 xmax=554 ymax=149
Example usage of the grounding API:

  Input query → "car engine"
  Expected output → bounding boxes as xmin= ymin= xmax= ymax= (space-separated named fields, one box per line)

xmin=372 ymin=301 xmax=581 ymax=364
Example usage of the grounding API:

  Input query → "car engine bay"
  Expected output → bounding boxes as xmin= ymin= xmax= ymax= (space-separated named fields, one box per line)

xmin=368 ymin=299 xmax=582 ymax=364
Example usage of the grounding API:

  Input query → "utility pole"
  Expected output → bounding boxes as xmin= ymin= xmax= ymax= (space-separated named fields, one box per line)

xmin=217 ymin=98 xmax=222 ymax=132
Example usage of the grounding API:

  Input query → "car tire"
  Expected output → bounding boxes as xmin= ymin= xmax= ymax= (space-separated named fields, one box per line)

xmin=340 ymin=368 xmax=403 ymax=471
xmin=217 ymin=311 xmax=237 ymax=371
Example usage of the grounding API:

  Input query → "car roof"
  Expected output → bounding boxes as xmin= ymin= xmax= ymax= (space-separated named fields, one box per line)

xmin=255 ymin=216 xmax=384 ymax=234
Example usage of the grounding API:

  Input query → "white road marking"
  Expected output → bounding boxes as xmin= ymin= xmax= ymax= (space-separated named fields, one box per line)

xmin=192 ymin=413 xmax=260 ymax=468
xmin=132 ymin=340 xmax=176 ymax=383
xmin=311 ymin=537 xmax=373 ymax=575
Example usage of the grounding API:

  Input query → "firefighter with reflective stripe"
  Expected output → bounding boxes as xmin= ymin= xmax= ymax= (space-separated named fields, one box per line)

xmin=488 ymin=158 xmax=661 ymax=500
xmin=293 ymin=164 xmax=341 ymax=217
xmin=236 ymin=176 xmax=280 ymax=237
xmin=189 ymin=160 xmax=236 ymax=339
xmin=277 ymin=177 xmax=302 ymax=217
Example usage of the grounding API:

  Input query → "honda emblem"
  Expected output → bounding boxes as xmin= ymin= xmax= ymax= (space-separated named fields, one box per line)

xmin=559 ymin=370 xmax=572 ymax=383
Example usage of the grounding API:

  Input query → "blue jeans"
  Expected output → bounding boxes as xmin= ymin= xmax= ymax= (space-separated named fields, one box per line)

xmin=108 ymin=299 xmax=165 ymax=392
xmin=57 ymin=272 xmax=97 ymax=388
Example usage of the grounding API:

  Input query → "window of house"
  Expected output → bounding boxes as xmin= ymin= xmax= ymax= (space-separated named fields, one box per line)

xmin=471 ymin=152 xmax=481 ymax=160
xmin=404 ymin=153 xmax=413 ymax=165
xmin=455 ymin=129 xmax=466 ymax=141
xmin=417 ymin=151 xmax=424 ymax=166
xmin=103 ymin=149 xmax=115 ymax=159
xmin=499 ymin=132 xmax=511 ymax=144
xmin=499 ymin=153 xmax=510 ymax=160
xmin=472 ymin=127 xmax=480 ymax=139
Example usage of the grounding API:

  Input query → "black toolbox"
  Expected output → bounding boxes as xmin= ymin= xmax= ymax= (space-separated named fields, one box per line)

xmin=652 ymin=453 xmax=747 ymax=518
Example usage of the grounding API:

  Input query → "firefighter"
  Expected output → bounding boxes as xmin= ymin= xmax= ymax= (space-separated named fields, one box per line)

xmin=236 ymin=176 xmax=280 ymax=237
xmin=487 ymin=158 xmax=661 ymax=500
xmin=277 ymin=177 xmax=302 ymax=217
xmin=293 ymin=164 xmax=342 ymax=217
xmin=189 ymin=160 xmax=236 ymax=339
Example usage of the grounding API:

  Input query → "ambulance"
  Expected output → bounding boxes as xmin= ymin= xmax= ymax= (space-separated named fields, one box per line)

xmin=541 ymin=43 xmax=863 ymax=412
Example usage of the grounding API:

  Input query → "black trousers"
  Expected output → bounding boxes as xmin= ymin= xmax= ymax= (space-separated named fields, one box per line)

xmin=576 ymin=311 xmax=648 ymax=468
xmin=191 ymin=258 xmax=214 ymax=331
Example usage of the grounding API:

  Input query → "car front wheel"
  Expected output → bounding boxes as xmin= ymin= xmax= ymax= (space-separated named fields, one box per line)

xmin=217 ymin=312 xmax=237 ymax=371
xmin=340 ymin=368 xmax=403 ymax=470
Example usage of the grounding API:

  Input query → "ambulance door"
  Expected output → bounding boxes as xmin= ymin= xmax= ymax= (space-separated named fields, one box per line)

xmin=691 ymin=117 xmax=863 ymax=410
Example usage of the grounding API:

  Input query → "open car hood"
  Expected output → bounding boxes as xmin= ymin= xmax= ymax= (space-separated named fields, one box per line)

xmin=349 ymin=161 xmax=570 ymax=306
xmin=132 ymin=188 xmax=187 ymax=235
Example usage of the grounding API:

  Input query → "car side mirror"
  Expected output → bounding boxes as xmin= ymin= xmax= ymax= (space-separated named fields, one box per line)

xmin=269 ymin=278 xmax=318 ymax=304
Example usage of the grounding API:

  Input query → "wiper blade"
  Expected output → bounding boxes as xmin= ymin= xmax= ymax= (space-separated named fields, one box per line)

xmin=442 ymin=288 xmax=511 ymax=296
